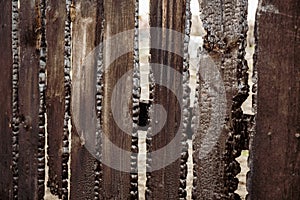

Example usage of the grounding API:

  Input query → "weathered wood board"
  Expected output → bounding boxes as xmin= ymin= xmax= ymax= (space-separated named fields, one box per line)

xmin=70 ymin=0 xmax=98 ymax=199
xmin=249 ymin=0 xmax=300 ymax=199
xmin=45 ymin=0 xmax=66 ymax=197
xmin=17 ymin=0 xmax=41 ymax=198
xmin=70 ymin=0 xmax=135 ymax=199
xmin=146 ymin=0 xmax=188 ymax=199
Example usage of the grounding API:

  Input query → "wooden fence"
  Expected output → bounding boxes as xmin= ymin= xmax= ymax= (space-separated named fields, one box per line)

xmin=0 ymin=0 xmax=299 ymax=199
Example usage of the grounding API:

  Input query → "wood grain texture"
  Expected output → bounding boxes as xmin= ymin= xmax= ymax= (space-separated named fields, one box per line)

xmin=70 ymin=0 xmax=98 ymax=199
xmin=70 ymin=0 xmax=135 ymax=198
xmin=17 ymin=0 xmax=42 ymax=198
xmin=101 ymin=0 xmax=135 ymax=199
xmin=146 ymin=0 xmax=186 ymax=199
xmin=249 ymin=0 xmax=300 ymax=199
xmin=0 ymin=0 xmax=13 ymax=198
xmin=45 ymin=0 xmax=66 ymax=197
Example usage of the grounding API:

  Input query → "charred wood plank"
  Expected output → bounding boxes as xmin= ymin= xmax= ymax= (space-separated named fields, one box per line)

xmin=45 ymin=0 xmax=66 ymax=197
xmin=146 ymin=0 xmax=188 ymax=199
xmin=192 ymin=0 xmax=249 ymax=199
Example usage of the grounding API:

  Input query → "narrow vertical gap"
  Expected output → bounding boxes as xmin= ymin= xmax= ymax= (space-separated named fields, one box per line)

xmin=236 ymin=0 xmax=258 ymax=199
xmin=67 ymin=3 xmax=75 ymax=199
xmin=145 ymin=0 xmax=160 ymax=197
xmin=62 ymin=1 xmax=73 ymax=199
xmin=180 ymin=0 xmax=192 ymax=198
xmin=131 ymin=0 xmax=141 ymax=199
xmin=94 ymin=1 xmax=104 ymax=199
xmin=11 ymin=0 xmax=20 ymax=199
xmin=188 ymin=0 xmax=204 ymax=108
xmin=67 ymin=119 xmax=72 ymax=200
xmin=38 ymin=0 xmax=48 ymax=198
xmin=187 ymin=0 xmax=205 ymax=199
xmin=190 ymin=0 xmax=206 ymax=197
xmin=138 ymin=1 xmax=150 ymax=199
xmin=67 ymin=18 xmax=72 ymax=200
xmin=44 ymin=112 xmax=49 ymax=198
xmin=241 ymin=0 xmax=258 ymax=115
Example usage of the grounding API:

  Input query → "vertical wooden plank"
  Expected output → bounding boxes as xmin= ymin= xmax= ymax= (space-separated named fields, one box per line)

xmin=17 ymin=0 xmax=43 ymax=198
xmin=0 ymin=0 xmax=13 ymax=198
xmin=192 ymin=0 xmax=249 ymax=199
xmin=71 ymin=0 xmax=135 ymax=199
xmin=146 ymin=0 xmax=187 ymax=199
xmin=45 ymin=0 xmax=66 ymax=197
xmin=249 ymin=0 xmax=300 ymax=199
xmin=70 ymin=0 xmax=99 ymax=199
xmin=101 ymin=0 xmax=135 ymax=199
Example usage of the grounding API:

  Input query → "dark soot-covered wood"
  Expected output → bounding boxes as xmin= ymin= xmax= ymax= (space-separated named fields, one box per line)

xmin=192 ymin=0 xmax=248 ymax=199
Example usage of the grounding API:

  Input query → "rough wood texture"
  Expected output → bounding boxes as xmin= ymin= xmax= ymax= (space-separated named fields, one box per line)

xmin=71 ymin=0 xmax=135 ymax=198
xmin=192 ymin=0 xmax=248 ymax=199
xmin=249 ymin=0 xmax=300 ymax=199
xmin=0 ymin=0 xmax=13 ymax=198
xmin=101 ymin=0 xmax=135 ymax=199
xmin=70 ymin=0 xmax=98 ymax=199
xmin=16 ymin=0 xmax=44 ymax=198
xmin=146 ymin=0 xmax=187 ymax=199
xmin=45 ymin=0 xmax=66 ymax=197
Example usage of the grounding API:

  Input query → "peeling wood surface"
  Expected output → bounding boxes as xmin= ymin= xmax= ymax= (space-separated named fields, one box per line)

xmin=249 ymin=0 xmax=300 ymax=199
xmin=0 ymin=0 xmax=13 ymax=198
xmin=45 ymin=0 xmax=66 ymax=197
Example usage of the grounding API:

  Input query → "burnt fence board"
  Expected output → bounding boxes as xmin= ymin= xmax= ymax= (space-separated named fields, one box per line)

xmin=70 ymin=0 xmax=99 ymax=199
xmin=45 ymin=0 xmax=66 ymax=197
xmin=70 ymin=0 xmax=136 ymax=199
xmin=146 ymin=0 xmax=187 ymax=199
xmin=192 ymin=0 xmax=249 ymax=199
xmin=0 ymin=0 xmax=13 ymax=198
xmin=18 ymin=0 xmax=44 ymax=198
xmin=250 ymin=0 xmax=300 ymax=199
xmin=101 ymin=0 xmax=135 ymax=199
